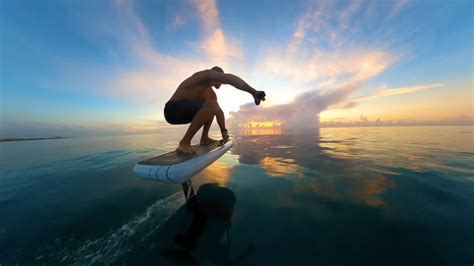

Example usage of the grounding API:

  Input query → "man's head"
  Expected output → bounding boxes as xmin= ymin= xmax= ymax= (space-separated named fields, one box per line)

xmin=211 ymin=66 xmax=224 ymax=73
xmin=211 ymin=66 xmax=224 ymax=89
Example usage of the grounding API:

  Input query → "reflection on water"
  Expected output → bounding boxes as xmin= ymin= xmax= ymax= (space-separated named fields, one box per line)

xmin=260 ymin=157 xmax=303 ymax=177
xmin=238 ymin=128 xmax=283 ymax=136
xmin=225 ymin=126 xmax=473 ymax=265
xmin=196 ymin=155 xmax=239 ymax=187
xmin=233 ymin=128 xmax=395 ymax=208
xmin=0 ymin=126 xmax=473 ymax=265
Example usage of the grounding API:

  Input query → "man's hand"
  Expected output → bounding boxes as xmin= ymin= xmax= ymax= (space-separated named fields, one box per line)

xmin=253 ymin=90 xmax=266 ymax=105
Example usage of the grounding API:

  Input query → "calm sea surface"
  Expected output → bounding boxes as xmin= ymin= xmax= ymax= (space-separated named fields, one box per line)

xmin=1 ymin=126 xmax=473 ymax=265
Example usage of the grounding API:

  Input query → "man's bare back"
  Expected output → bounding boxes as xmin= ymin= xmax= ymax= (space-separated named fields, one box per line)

xmin=170 ymin=72 xmax=217 ymax=101
xmin=164 ymin=66 xmax=266 ymax=154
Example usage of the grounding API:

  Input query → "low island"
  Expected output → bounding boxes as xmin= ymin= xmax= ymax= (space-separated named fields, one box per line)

xmin=0 ymin=136 xmax=70 ymax=142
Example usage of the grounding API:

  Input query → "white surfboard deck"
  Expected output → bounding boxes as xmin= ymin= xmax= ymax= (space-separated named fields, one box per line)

xmin=134 ymin=140 xmax=234 ymax=184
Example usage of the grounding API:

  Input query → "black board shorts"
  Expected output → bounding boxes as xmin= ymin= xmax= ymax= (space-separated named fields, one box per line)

xmin=164 ymin=99 xmax=206 ymax=124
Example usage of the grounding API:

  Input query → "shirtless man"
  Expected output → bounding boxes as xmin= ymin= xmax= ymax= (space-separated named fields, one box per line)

xmin=164 ymin=66 xmax=266 ymax=154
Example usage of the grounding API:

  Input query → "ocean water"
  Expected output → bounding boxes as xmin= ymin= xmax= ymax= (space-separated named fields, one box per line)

xmin=0 ymin=126 xmax=473 ymax=265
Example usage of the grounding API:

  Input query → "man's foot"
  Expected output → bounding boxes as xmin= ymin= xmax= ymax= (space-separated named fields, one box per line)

xmin=200 ymin=137 xmax=218 ymax=145
xmin=218 ymin=129 xmax=230 ymax=146
xmin=176 ymin=142 xmax=197 ymax=155
xmin=218 ymin=138 xmax=231 ymax=146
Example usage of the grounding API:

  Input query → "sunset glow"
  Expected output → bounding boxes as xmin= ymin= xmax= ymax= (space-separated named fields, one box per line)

xmin=1 ymin=0 xmax=472 ymax=137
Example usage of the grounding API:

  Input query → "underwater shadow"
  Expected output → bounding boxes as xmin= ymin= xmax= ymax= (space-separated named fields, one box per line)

xmin=122 ymin=183 xmax=255 ymax=266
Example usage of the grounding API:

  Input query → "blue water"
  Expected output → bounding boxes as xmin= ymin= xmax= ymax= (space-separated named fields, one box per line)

xmin=1 ymin=126 xmax=473 ymax=265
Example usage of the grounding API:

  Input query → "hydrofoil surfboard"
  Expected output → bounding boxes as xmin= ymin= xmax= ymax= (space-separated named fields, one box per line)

xmin=133 ymin=140 xmax=234 ymax=184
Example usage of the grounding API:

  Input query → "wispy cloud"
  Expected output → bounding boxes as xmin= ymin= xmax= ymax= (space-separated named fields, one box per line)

xmin=191 ymin=0 xmax=243 ymax=67
xmin=330 ymin=83 xmax=444 ymax=110
xmin=261 ymin=49 xmax=394 ymax=83
xmin=390 ymin=0 xmax=411 ymax=17
xmin=353 ymin=83 xmax=444 ymax=102
xmin=340 ymin=0 xmax=362 ymax=28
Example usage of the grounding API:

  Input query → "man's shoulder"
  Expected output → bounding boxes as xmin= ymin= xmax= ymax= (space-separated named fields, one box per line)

xmin=177 ymin=77 xmax=209 ymax=91
xmin=185 ymin=70 xmax=210 ymax=83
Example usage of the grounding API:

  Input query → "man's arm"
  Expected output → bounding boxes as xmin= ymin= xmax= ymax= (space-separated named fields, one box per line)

xmin=205 ymin=70 xmax=266 ymax=105
xmin=206 ymin=70 xmax=257 ymax=95
xmin=184 ymin=69 xmax=265 ymax=105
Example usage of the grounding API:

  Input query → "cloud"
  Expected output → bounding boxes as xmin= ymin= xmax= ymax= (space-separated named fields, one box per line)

xmin=228 ymin=79 xmax=366 ymax=128
xmin=257 ymin=1 xmax=397 ymax=84
xmin=191 ymin=0 xmax=243 ymax=67
xmin=261 ymin=49 xmax=394 ymax=83
xmin=339 ymin=101 xmax=359 ymax=109
xmin=354 ymin=83 xmax=443 ymax=101
xmin=390 ymin=0 xmax=410 ymax=17
xmin=340 ymin=0 xmax=362 ymax=28
xmin=228 ymin=1 xmax=446 ymax=129
xmin=192 ymin=0 xmax=219 ymax=31
xmin=100 ymin=0 xmax=242 ymax=104
xmin=229 ymin=2 xmax=396 ymax=129
xmin=330 ymin=83 xmax=444 ymax=110
xmin=101 ymin=0 xmax=246 ymax=105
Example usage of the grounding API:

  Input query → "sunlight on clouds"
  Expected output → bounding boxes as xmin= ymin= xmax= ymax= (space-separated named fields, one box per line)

xmin=321 ymin=76 xmax=472 ymax=125
xmin=200 ymin=28 xmax=244 ymax=67
xmin=192 ymin=0 xmax=219 ymax=31
xmin=100 ymin=0 xmax=209 ymax=104
xmin=191 ymin=0 xmax=243 ymax=67
xmin=258 ymin=1 xmax=396 ymax=84
xmin=107 ymin=0 xmax=243 ymax=104
xmin=108 ymin=0 xmax=408 ymax=130
xmin=1 ymin=0 xmax=472 ymax=137
xmin=228 ymin=0 xmax=447 ymax=129
xmin=261 ymin=49 xmax=394 ymax=83
xmin=105 ymin=0 xmax=463 ymax=131
xmin=232 ymin=47 xmax=395 ymax=128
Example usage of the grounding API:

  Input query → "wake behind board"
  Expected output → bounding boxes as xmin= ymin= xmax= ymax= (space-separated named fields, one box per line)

xmin=134 ymin=140 xmax=234 ymax=183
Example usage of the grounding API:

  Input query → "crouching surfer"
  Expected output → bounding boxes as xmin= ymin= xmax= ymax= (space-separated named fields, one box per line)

xmin=164 ymin=66 xmax=266 ymax=155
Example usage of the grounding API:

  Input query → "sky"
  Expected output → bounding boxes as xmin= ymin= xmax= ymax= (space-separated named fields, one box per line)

xmin=0 ymin=0 xmax=472 ymax=137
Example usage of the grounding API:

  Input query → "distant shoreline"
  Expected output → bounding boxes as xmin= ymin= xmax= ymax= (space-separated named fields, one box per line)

xmin=0 ymin=136 xmax=71 ymax=143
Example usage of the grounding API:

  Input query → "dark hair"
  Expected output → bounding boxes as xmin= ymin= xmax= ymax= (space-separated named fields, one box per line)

xmin=211 ymin=66 xmax=224 ymax=73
